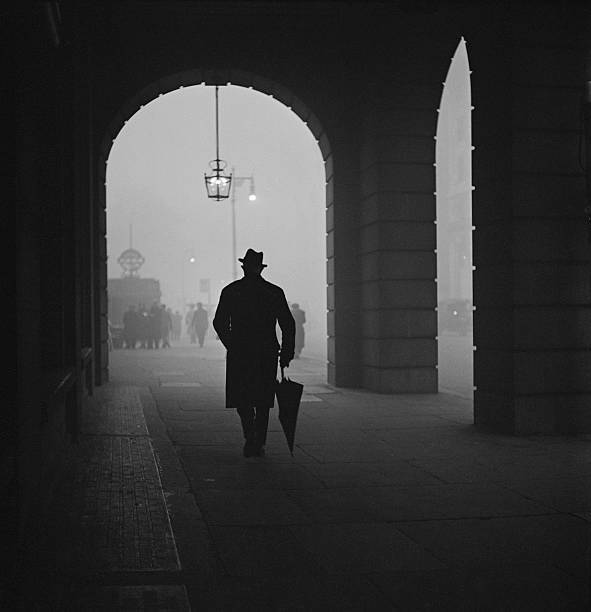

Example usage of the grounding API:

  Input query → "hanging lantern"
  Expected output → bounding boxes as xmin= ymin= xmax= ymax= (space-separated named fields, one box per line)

xmin=204 ymin=85 xmax=232 ymax=200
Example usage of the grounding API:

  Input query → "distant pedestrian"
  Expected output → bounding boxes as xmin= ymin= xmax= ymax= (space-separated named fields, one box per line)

xmin=172 ymin=310 xmax=182 ymax=341
xmin=291 ymin=303 xmax=306 ymax=358
xmin=214 ymin=249 xmax=295 ymax=458
xmin=138 ymin=303 xmax=149 ymax=348
xmin=122 ymin=304 xmax=139 ymax=349
xmin=148 ymin=301 xmax=162 ymax=349
xmin=161 ymin=305 xmax=173 ymax=348
xmin=191 ymin=302 xmax=209 ymax=348
xmin=185 ymin=304 xmax=196 ymax=342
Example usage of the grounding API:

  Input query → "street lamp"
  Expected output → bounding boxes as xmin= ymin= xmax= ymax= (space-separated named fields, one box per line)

xmin=181 ymin=250 xmax=196 ymax=322
xmin=229 ymin=169 xmax=257 ymax=280
xmin=204 ymin=86 xmax=232 ymax=200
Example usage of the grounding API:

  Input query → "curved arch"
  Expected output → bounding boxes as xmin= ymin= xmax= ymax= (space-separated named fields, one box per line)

xmin=100 ymin=69 xmax=332 ymax=179
xmin=97 ymin=69 xmax=332 ymax=380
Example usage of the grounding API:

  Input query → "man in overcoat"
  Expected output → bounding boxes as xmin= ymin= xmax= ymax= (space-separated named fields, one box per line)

xmin=191 ymin=302 xmax=209 ymax=348
xmin=213 ymin=249 xmax=295 ymax=457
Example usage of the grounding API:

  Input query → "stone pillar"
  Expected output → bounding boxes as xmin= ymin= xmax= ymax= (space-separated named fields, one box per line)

xmin=471 ymin=7 xmax=591 ymax=433
xmin=359 ymin=82 xmax=440 ymax=393
xmin=327 ymin=134 xmax=362 ymax=388
xmin=510 ymin=16 xmax=590 ymax=433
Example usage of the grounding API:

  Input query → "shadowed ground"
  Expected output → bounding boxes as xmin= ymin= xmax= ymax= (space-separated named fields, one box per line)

xmin=20 ymin=337 xmax=591 ymax=610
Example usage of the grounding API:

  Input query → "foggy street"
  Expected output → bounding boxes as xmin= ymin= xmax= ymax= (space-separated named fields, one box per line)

xmin=27 ymin=337 xmax=590 ymax=609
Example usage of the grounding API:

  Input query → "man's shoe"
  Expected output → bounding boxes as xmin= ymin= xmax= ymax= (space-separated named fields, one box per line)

xmin=243 ymin=434 xmax=257 ymax=457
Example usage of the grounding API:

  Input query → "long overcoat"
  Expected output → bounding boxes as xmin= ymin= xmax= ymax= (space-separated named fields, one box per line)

xmin=213 ymin=275 xmax=295 ymax=409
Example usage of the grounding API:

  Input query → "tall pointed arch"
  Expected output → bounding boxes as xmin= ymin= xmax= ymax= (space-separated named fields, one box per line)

xmin=436 ymin=38 xmax=474 ymax=398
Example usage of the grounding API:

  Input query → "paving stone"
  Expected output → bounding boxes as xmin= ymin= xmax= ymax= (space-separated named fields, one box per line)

xmin=501 ymin=476 xmax=591 ymax=514
xmin=194 ymin=487 xmax=312 ymax=525
xmin=363 ymin=482 xmax=553 ymax=521
xmin=66 ymin=584 xmax=191 ymax=611
xmin=289 ymin=523 xmax=445 ymax=574
xmin=297 ymin=440 xmax=401 ymax=463
xmin=369 ymin=565 xmax=590 ymax=611
xmin=209 ymin=525 xmax=321 ymax=577
xmin=183 ymin=461 xmax=326 ymax=491
xmin=185 ymin=573 xmax=390 ymax=611
xmin=302 ymin=460 xmax=442 ymax=488
xmin=168 ymin=429 xmax=241 ymax=445
xmin=286 ymin=487 xmax=391 ymax=523
xmin=82 ymin=386 xmax=148 ymax=436
xmin=397 ymin=515 xmax=591 ymax=579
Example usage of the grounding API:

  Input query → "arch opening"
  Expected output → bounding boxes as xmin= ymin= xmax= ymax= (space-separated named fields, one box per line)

xmin=103 ymin=79 xmax=329 ymax=377
xmin=436 ymin=38 xmax=474 ymax=399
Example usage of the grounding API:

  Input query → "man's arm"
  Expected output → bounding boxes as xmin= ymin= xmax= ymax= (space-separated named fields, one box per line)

xmin=213 ymin=289 xmax=232 ymax=350
xmin=277 ymin=290 xmax=295 ymax=367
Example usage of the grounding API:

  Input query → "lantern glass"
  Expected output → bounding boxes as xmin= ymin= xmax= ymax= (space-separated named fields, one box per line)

xmin=204 ymin=170 xmax=232 ymax=200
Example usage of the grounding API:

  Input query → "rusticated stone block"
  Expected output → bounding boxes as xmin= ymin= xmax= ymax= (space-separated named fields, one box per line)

xmin=514 ymin=306 xmax=591 ymax=349
xmin=513 ymin=263 xmax=591 ymax=306
xmin=514 ymin=350 xmax=591 ymax=394
xmin=362 ymin=309 xmax=436 ymax=339
xmin=362 ymin=338 xmax=436 ymax=368
xmin=360 ymin=222 xmax=435 ymax=254
xmin=361 ymin=134 xmax=434 ymax=170
xmin=362 ymin=365 xmax=437 ymax=393
xmin=513 ymin=87 xmax=580 ymax=132
xmin=362 ymin=280 xmax=437 ymax=310
xmin=361 ymin=191 xmax=435 ymax=226
xmin=512 ymin=219 xmax=590 ymax=262
xmin=512 ymin=131 xmax=580 ymax=174
xmin=473 ymin=307 xmax=513 ymax=349
xmin=513 ymin=174 xmax=585 ymax=218
xmin=361 ymin=162 xmax=435 ymax=198
xmin=513 ymin=46 xmax=585 ymax=88
xmin=361 ymin=251 xmax=435 ymax=281
xmin=515 ymin=394 xmax=591 ymax=435
xmin=473 ymin=390 xmax=515 ymax=433
xmin=473 ymin=348 xmax=514 ymax=393
xmin=472 ymin=264 xmax=513 ymax=307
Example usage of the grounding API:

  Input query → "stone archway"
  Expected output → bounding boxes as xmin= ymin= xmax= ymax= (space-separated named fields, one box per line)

xmin=95 ymin=69 xmax=333 ymax=383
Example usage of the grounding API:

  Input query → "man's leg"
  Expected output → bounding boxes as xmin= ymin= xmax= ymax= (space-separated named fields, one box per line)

xmin=237 ymin=406 xmax=256 ymax=457
xmin=253 ymin=407 xmax=270 ymax=455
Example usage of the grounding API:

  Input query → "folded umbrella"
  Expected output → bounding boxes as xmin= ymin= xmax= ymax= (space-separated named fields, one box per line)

xmin=275 ymin=366 xmax=304 ymax=456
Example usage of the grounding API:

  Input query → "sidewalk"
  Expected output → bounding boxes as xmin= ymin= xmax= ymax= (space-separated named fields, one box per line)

xmin=29 ymin=339 xmax=591 ymax=610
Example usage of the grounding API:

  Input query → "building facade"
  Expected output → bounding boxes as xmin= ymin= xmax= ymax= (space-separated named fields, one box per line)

xmin=11 ymin=1 xmax=591 ymax=546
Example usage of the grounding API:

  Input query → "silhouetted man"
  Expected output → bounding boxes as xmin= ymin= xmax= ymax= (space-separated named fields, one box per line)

xmin=213 ymin=249 xmax=295 ymax=457
xmin=291 ymin=303 xmax=306 ymax=358
xmin=191 ymin=302 xmax=209 ymax=348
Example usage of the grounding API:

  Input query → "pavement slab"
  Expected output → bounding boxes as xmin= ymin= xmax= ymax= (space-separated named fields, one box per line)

xmin=396 ymin=515 xmax=591 ymax=579
xmin=288 ymin=523 xmax=446 ymax=574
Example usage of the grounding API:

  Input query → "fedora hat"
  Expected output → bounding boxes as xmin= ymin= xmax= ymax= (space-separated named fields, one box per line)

xmin=238 ymin=248 xmax=267 ymax=268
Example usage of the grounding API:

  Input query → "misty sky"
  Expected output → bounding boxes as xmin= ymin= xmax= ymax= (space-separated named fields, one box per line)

xmin=106 ymin=84 xmax=326 ymax=356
